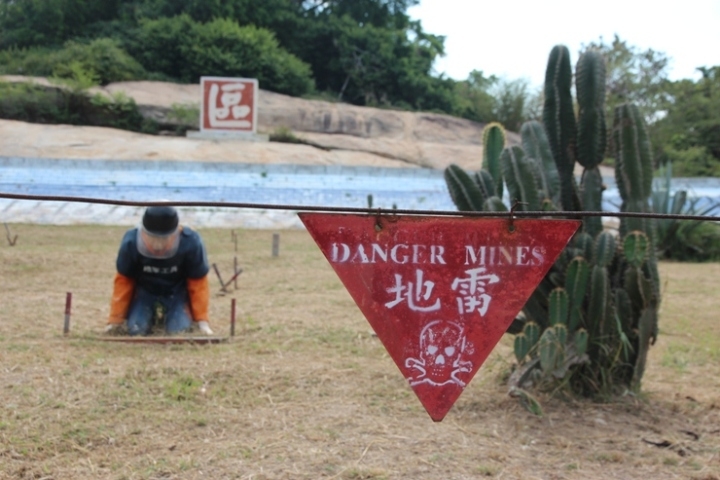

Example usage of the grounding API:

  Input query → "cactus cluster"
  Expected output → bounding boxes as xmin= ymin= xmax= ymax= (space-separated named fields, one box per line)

xmin=444 ymin=45 xmax=661 ymax=396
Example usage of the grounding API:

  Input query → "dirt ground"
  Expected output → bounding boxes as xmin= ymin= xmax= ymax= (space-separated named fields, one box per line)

xmin=0 ymin=224 xmax=719 ymax=480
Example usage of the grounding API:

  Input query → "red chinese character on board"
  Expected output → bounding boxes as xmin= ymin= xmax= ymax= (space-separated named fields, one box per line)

xmin=201 ymin=77 xmax=258 ymax=133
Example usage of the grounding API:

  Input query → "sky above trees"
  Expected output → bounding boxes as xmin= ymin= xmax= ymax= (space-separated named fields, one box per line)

xmin=409 ymin=0 xmax=720 ymax=87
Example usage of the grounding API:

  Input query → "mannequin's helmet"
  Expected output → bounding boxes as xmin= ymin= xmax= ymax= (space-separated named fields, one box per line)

xmin=137 ymin=206 xmax=180 ymax=259
xmin=142 ymin=206 xmax=179 ymax=235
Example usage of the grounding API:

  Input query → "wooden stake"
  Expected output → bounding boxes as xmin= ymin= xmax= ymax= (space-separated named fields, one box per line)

xmin=272 ymin=233 xmax=280 ymax=257
xmin=212 ymin=263 xmax=228 ymax=293
xmin=4 ymin=223 xmax=17 ymax=246
xmin=63 ymin=292 xmax=72 ymax=335
xmin=224 ymin=268 xmax=243 ymax=288
xmin=230 ymin=298 xmax=236 ymax=337
xmin=213 ymin=263 xmax=243 ymax=293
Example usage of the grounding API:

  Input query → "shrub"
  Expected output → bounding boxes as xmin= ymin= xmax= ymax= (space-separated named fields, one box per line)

xmin=0 ymin=38 xmax=146 ymax=85
xmin=167 ymin=103 xmax=200 ymax=129
xmin=129 ymin=15 xmax=195 ymax=84
xmin=0 ymin=80 xmax=156 ymax=133
xmin=132 ymin=15 xmax=315 ymax=96
xmin=676 ymin=221 xmax=720 ymax=261
xmin=663 ymin=144 xmax=720 ymax=177
xmin=269 ymin=126 xmax=303 ymax=144
xmin=0 ymin=81 xmax=74 ymax=123
xmin=88 ymin=91 xmax=156 ymax=133
xmin=652 ymin=163 xmax=720 ymax=261
xmin=54 ymin=38 xmax=146 ymax=85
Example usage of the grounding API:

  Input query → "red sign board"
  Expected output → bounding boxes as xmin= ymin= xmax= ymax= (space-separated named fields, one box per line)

xmin=200 ymin=76 xmax=258 ymax=133
xmin=300 ymin=213 xmax=580 ymax=421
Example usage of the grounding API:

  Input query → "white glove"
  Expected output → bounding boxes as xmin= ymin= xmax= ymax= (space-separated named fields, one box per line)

xmin=196 ymin=321 xmax=214 ymax=335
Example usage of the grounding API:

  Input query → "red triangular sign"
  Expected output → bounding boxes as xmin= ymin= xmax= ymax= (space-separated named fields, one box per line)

xmin=299 ymin=213 xmax=580 ymax=421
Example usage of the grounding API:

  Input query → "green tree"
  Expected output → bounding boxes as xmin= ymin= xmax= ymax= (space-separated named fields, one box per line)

xmin=131 ymin=15 xmax=314 ymax=96
xmin=653 ymin=66 xmax=720 ymax=176
xmin=453 ymin=70 xmax=497 ymax=123
xmin=186 ymin=18 xmax=315 ymax=96
xmin=0 ymin=0 xmax=459 ymax=112
xmin=0 ymin=38 xmax=146 ymax=85
xmin=0 ymin=0 xmax=123 ymax=48
xmin=302 ymin=0 xmax=419 ymax=29
xmin=581 ymin=35 xmax=671 ymax=123
xmin=453 ymin=72 xmax=541 ymax=131
xmin=129 ymin=14 xmax=196 ymax=81
xmin=490 ymin=78 xmax=540 ymax=132
xmin=324 ymin=15 xmax=453 ymax=109
xmin=285 ymin=2 xmax=454 ymax=111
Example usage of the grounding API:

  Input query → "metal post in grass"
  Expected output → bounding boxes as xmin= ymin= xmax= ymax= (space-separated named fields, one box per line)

xmin=4 ymin=223 xmax=17 ymax=246
xmin=213 ymin=263 xmax=228 ymax=293
xmin=272 ymin=233 xmax=280 ymax=257
xmin=63 ymin=292 xmax=72 ymax=335
xmin=224 ymin=268 xmax=243 ymax=289
xmin=230 ymin=298 xmax=236 ymax=337
xmin=214 ymin=263 xmax=243 ymax=294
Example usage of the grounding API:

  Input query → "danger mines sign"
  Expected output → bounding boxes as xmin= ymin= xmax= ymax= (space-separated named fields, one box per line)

xmin=300 ymin=213 xmax=579 ymax=421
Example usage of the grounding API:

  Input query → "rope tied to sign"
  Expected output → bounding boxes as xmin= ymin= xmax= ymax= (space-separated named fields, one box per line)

xmin=0 ymin=192 xmax=719 ymax=223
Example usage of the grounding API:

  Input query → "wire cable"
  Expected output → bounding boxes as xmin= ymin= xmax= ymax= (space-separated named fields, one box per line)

xmin=1 ymin=191 xmax=719 ymax=222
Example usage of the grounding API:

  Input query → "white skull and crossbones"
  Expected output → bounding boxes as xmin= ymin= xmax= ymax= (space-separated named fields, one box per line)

xmin=405 ymin=320 xmax=473 ymax=387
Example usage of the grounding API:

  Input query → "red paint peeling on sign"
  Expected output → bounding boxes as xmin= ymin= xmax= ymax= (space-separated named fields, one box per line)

xmin=299 ymin=213 xmax=580 ymax=421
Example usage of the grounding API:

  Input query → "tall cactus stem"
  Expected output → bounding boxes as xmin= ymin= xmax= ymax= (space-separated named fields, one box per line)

xmin=565 ymin=256 xmax=589 ymax=331
xmin=549 ymin=288 xmax=569 ymax=326
xmin=514 ymin=333 xmax=530 ymax=363
xmin=444 ymin=164 xmax=486 ymax=211
xmin=473 ymin=170 xmax=497 ymax=200
xmin=580 ymin=166 xmax=604 ymax=237
xmin=576 ymin=49 xmax=607 ymax=170
xmin=501 ymin=146 xmax=541 ymax=211
xmin=543 ymin=45 xmax=578 ymax=211
xmin=594 ymin=231 xmax=617 ymax=268
xmin=521 ymin=120 xmax=560 ymax=204
xmin=622 ymin=231 xmax=650 ymax=268
xmin=482 ymin=122 xmax=506 ymax=198
xmin=613 ymin=103 xmax=653 ymax=203
xmin=574 ymin=232 xmax=594 ymax=263
xmin=588 ymin=265 xmax=609 ymax=337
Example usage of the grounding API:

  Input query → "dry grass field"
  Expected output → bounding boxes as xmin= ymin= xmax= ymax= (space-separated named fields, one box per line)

xmin=1 ymin=223 xmax=719 ymax=480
